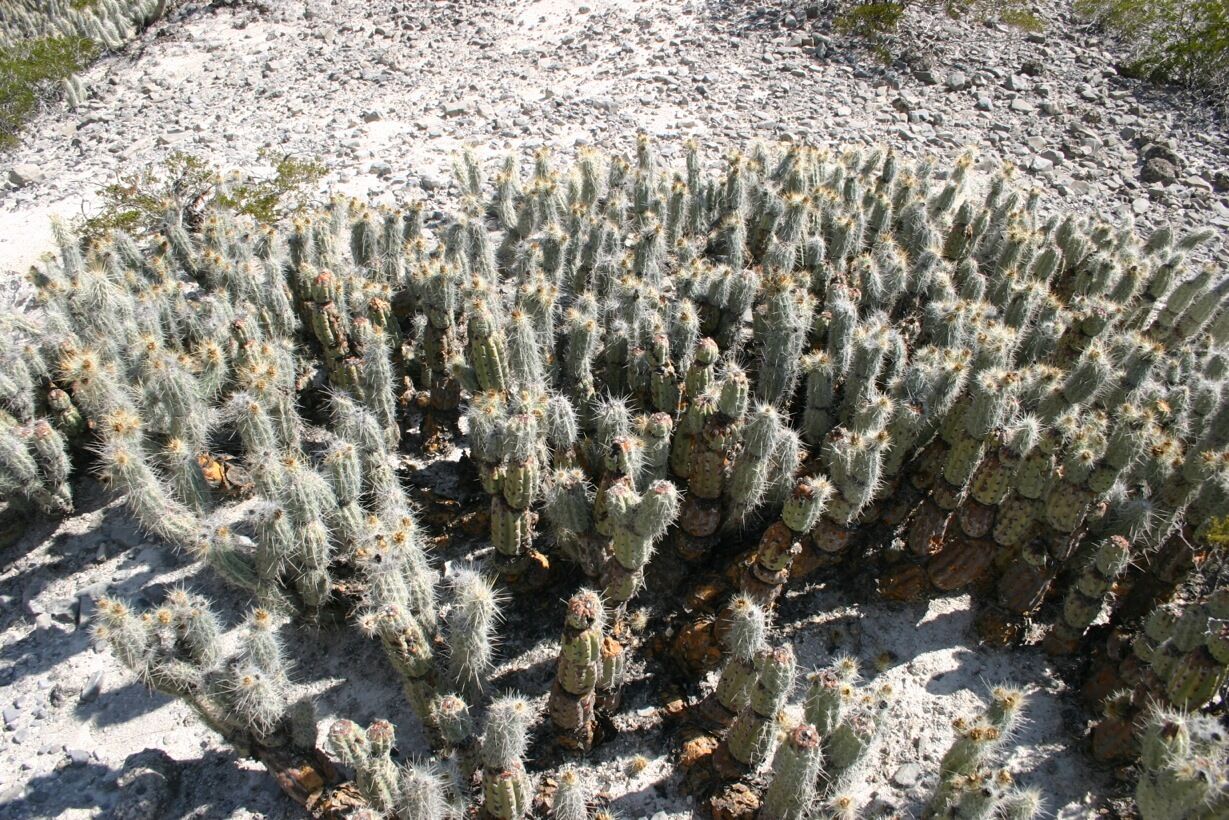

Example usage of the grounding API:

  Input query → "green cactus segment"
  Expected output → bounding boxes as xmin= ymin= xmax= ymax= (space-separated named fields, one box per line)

xmin=96 ymin=593 xmax=298 ymax=753
xmin=397 ymin=761 xmax=452 ymax=820
xmin=445 ymin=565 xmax=503 ymax=699
xmin=725 ymin=644 xmax=796 ymax=769
xmin=602 ymin=478 xmax=681 ymax=603
xmin=761 ymin=723 xmax=824 ymax=820
xmin=481 ymin=696 xmax=537 ymax=819
xmin=357 ymin=720 xmax=402 ymax=813
xmin=1135 ymin=709 xmax=1229 ymax=820
xmin=1045 ymin=536 xmax=1132 ymax=653
xmin=18 ymin=133 xmax=1229 ymax=819
xmin=926 ymin=686 xmax=1028 ymax=820
xmin=714 ymin=595 xmax=769 ymax=715
xmin=548 ymin=589 xmax=605 ymax=750
xmin=551 ymin=765 xmax=592 ymax=820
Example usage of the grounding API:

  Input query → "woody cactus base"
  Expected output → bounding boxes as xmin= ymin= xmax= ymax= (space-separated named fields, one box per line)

xmin=3 ymin=132 xmax=1228 ymax=818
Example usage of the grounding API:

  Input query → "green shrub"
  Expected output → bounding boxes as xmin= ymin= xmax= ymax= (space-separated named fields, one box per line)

xmin=834 ymin=0 xmax=1046 ymax=52
xmin=0 ymin=35 xmax=97 ymax=149
xmin=1076 ymin=0 xmax=1229 ymax=91
xmin=79 ymin=149 xmax=327 ymax=242
xmin=834 ymin=1 xmax=908 ymax=41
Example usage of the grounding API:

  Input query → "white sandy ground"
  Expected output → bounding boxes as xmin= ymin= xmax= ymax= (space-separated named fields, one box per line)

xmin=2 ymin=0 xmax=1228 ymax=816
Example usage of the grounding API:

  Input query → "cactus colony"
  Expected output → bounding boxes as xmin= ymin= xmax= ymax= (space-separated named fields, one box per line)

xmin=3 ymin=133 xmax=1228 ymax=817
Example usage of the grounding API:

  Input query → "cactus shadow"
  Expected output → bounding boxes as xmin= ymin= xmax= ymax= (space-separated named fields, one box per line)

xmin=403 ymin=450 xmax=482 ymax=505
xmin=0 ymin=747 xmax=282 ymax=820
xmin=0 ymin=624 xmax=97 ymax=686
xmin=0 ymin=487 xmax=119 ymax=626
xmin=73 ymin=679 xmax=171 ymax=728
xmin=0 ymin=758 xmax=118 ymax=818
xmin=608 ymin=775 xmax=682 ymax=818
xmin=923 ymin=652 xmax=982 ymax=696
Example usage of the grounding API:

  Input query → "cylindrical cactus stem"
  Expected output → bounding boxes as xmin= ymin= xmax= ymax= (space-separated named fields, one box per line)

xmin=328 ymin=719 xmax=400 ymax=814
xmin=603 ymin=479 xmax=680 ymax=605
xmin=446 ymin=564 xmax=503 ymax=699
xmin=742 ymin=475 xmax=834 ymax=606
xmin=190 ymin=526 xmax=262 ymax=593
xmin=997 ymin=787 xmax=1044 ymax=820
xmin=159 ymin=436 xmax=209 ymax=513
xmin=491 ymin=411 xmax=542 ymax=569
xmin=552 ymin=765 xmax=592 ymax=820
xmin=491 ymin=496 xmax=536 ymax=561
xmin=824 ymin=708 xmax=877 ymax=781
xmin=351 ymin=319 xmax=400 ymax=446
xmin=28 ymin=419 xmax=72 ymax=507
xmin=595 ymin=634 xmax=626 ymax=713
xmin=683 ymin=336 xmax=720 ymax=401
xmin=637 ymin=412 xmax=674 ymax=486
xmin=397 ymin=760 xmax=452 ymax=820
xmin=417 ymin=264 xmax=465 ymax=443
xmin=949 ymin=768 xmax=1015 ymax=820
xmin=722 ymin=644 xmax=796 ymax=774
xmin=800 ymin=351 xmax=838 ymax=447
xmin=723 ymin=403 xmax=793 ymax=528
xmin=461 ymin=305 xmax=511 ymax=395
xmin=752 ymin=274 xmax=814 ymax=409
xmin=670 ymin=388 xmax=713 ymax=482
xmin=760 ymin=723 xmax=823 ymax=820
xmin=803 ymin=655 xmax=859 ymax=738
xmin=926 ymin=685 xmax=1026 ymax=818
xmin=100 ymin=439 xmax=201 ymax=547
xmin=46 ymin=387 xmax=85 ymax=439
xmin=361 ymin=720 xmax=401 ymax=812
xmin=713 ymin=594 xmax=769 ymax=719
xmin=432 ymin=694 xmax=479 ymax=788
xmin=543 ymin=467 xmax=604 ymax=577
xmin=548 ymin=589 xmax=605 ymax=751
xmin=239 ymin=608 xmax=285 ymax=680
xmin=481 ymin=695 xmax=537 ymax=820
xmin=362 ymin=604 xmax=438 ymax=730
xmin=1135 ymin=708 xmax=1229 ymax=820
xmin=1043 ymin=535 xmax=1131 ymax=655
xmin=648 ymin=332 xmax=682 ymax=415
xmin=678 ymin=369 xmax=748 ymax=559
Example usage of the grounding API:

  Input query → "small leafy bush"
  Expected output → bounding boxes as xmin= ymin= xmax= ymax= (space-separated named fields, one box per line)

xmin=1076 ymin=0 xmax=1229 ymax=92
xmin=0 ymin=36 xmax=98 ymax=149
xmin=79 ymin=149 xmax=327 ymax=243
xmin=834 ymin=0 xmax=1046 ymax=50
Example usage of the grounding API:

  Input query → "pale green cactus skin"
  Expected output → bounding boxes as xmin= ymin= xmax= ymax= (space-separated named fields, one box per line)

xmin=0 ymin=0 xmax=170 ymax=58
xmin=714 ymin=595 xmax=769 ymax=714
xmin=725 ymin=644 xmax=796 ymax=769
xmin=1045 ymin=535 xmax=1132 ymax=653
xmin=761 ymin=723 xmax=823 ymax=820
xmin=547 ymin=589 xmax=604 ymax=749
xmin=480 ymin=696 xmax=537 ymax=819
xmin=1135 ymin=709 xmax=1229 ymax=820
xmin=329 ymin=719 xmax=401 ymax=813
xmin=925 ymin=686 xmax=1028 ymax=819
xmin=96 ymin=594 xmax=305 ymax=757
